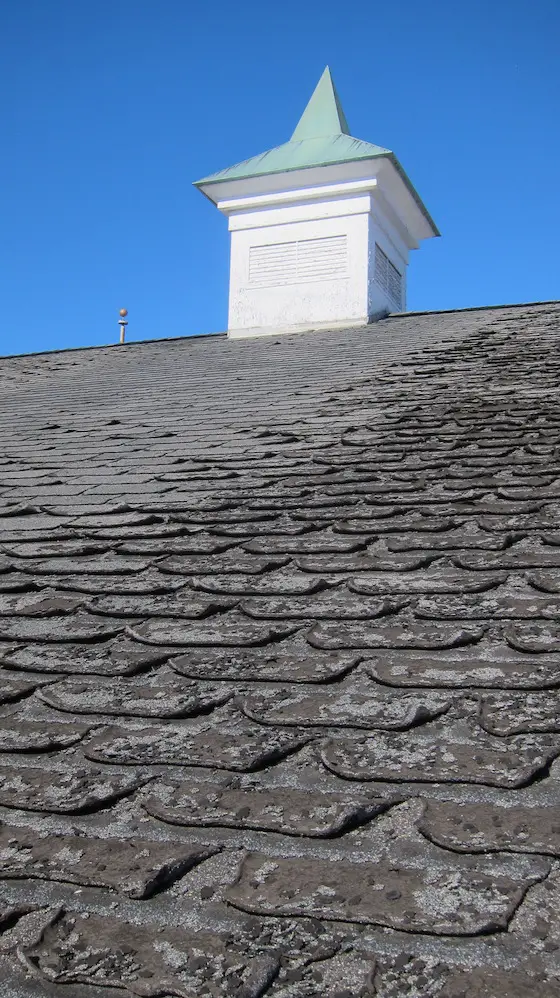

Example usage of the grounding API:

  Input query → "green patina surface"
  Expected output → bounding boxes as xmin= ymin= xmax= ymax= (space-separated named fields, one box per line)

xmin=194 ymin=67 xmax=439 ymax=236
xmin=195 ymin=66 xmax=391 ymax=186
xmin=290 ymin=65 xmax=351 ymax=140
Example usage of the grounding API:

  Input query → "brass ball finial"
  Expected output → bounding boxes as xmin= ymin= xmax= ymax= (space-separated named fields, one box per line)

xmin=118 ymin=307 xmax=129 ymax=344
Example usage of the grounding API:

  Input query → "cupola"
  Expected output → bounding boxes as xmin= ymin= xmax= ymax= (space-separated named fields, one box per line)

xmin=195 ymin=67 xmax=439 ymax=338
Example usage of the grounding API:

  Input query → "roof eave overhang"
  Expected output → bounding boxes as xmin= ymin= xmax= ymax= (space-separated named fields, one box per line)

xmin=384 ymin=153 xmax=440 ymax=239
xmin=194 ymin=154 xmax=439 ymax=241
xmin=193 ymin=155 xmax=388 ymax=202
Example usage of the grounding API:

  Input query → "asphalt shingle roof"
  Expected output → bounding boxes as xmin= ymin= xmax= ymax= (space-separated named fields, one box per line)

xmin=0 ymin=300 xmax=559 ymax=997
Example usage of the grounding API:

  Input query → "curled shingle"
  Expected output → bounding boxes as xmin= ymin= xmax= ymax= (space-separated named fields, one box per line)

xmin=0 ymin=718 xmax=87 ymax=752
xmin=58 ymin=510 xmax=162 ymax=529
xmin=418 ymin=799 xmax=560 ymax=856
xmin=0 ymin=514 xmax=75 ymax=536
xmin=242 ymin=590 xmax=407 ymax=620
xmin=348 ymin=563 xmax=506 ymax=595
xmin=455 ymin=537 xmax=560 ymax=570
xmin=505 ymin=621 xmax=560 ymax=653
xmin=1 ymin=539 xmax=109 ymax=558
xmin=0 ymin=825 xmax=217 ymax=899
xmin=44 ymin=569 xmax=185 ymax=595
xmin=118 ymin=533 xmax=235 ymax=555
xmin=20 ymin=911 xmax=278 ymax=996
xmin=2 ymin=636 xmax=171 ymax=675
xmin=365 ymin=641 xmax=560 ymax=688
xmin=145 ymin=779 xmax=394 ymax=837
xmin=40 ymin=674 xmax=232 ymax=718
xmin=226 ymin=851 xmax=531 ymax=935
xmin=387 ymin=522 xmax=515 ymax=552
xmin=480 ymin=691 xmax=560 ymax=735
xmin=0 ymin=573 xmax=37 ymax=592
xmin=83 ymin=718 xmax=311 ymax=770
xmin=17 ymin=552 xmax=153 ymax=575
xmin=242 ymin=529 xmax=374 ymax=555
xmin=209 ymin=513 xmax=311 ymax=537
xmin=296 ymin=551 xmax=436 ymax=573
xmin=0 ymin=614 xmax=123 ymax=643
xmin=307 ymin=619 xmax=484 ymax=651
xmin=81 ymin=522 xmax=185 ymax=540
xmin=242 ymin=677 xmax=450 ymax=730
xmin=0 ymin=591 xmax=84 ymax=616
xmin=529 ymin=569 xmax=560 ymax=593
xmin=416 ymin=577 xmax=560 ymax=619
xmin=190 ymin=569 xmax=334 ymax=596
xmin=0 ymin=765 xmax=145 ymax=813
xmin=335 ymin=512 xmax=460 ymax=534
xmin=170 ymin=646 xmax=359 ymax=683
xmin=0 ymin=674 xmax=47 ymax=704
xmin=157 ymin=552 xmax=290 ymax=575
xmin=86 ymin=591 xmax=235 ymax=618
xmin=127 ymin=616 xmax=298 ymax=647
xmin=320 ymin=723 xmax=559 ymax=788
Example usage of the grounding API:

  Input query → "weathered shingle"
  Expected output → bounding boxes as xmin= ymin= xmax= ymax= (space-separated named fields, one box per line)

xmin=1 ymin=301 xmax=560 ymax=996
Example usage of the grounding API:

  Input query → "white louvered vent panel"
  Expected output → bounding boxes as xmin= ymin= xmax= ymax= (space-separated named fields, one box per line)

xmin=295 ymin=235 xmax=347 ymax=281
xmin=374 ymin=244 xmax=402 ymax=309
xmin=248 ymin=235 xmax=347 ymax=287
xmin=248 ymin=243 xmax=298 ymax=285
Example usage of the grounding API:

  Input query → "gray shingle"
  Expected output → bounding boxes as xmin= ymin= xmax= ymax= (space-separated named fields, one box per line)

xmin=0 ymin=300 xmax=560 ymax=995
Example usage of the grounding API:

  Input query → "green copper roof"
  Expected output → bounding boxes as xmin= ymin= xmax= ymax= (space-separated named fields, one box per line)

xmin=196 ymin=134 xmax=392 ymax=185
xmin=194 ymin=67 xmax=439 ymax=237
xmin=195 ymin=66 xmax=391 ymax=186
xmin=290 ymin=66 xmax=350 ymax=140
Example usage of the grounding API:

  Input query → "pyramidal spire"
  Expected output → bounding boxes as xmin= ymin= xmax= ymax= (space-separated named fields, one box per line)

xmin=290 ymin=66 xmax=350 ymax=141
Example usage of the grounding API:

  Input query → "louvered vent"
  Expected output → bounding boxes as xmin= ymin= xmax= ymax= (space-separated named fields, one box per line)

xmin=374 ymin=244 xmax=402 ymax=309
xmin=248 ymin=235 xmax=347 ymax=287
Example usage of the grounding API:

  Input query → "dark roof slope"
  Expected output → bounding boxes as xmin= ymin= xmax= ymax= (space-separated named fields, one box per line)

xmin=0 ymin=301 xmax=560 ymax=997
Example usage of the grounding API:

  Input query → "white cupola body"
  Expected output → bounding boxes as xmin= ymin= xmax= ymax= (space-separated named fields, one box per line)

xmin=195 ymin=68 xmax=439 ymax=339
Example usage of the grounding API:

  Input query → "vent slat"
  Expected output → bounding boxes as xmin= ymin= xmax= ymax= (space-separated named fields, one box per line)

xmin=248 ymin=236 xmax=348 ymax=287
xmin=374 ymin=244 xmax=402 ymax=309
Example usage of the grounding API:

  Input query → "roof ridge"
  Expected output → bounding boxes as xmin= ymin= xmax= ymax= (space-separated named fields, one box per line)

xmin=2 ymin=300 xmax=558 ymax=361
xmin=0 ymin=330 xmax=227 ymax=362
xmin=386 ymin=299 xmax=560 ymax=320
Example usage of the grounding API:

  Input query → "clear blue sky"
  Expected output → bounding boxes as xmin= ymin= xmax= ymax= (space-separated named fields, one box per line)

xmin=1 ymin=0 xmax=558 ymax=355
